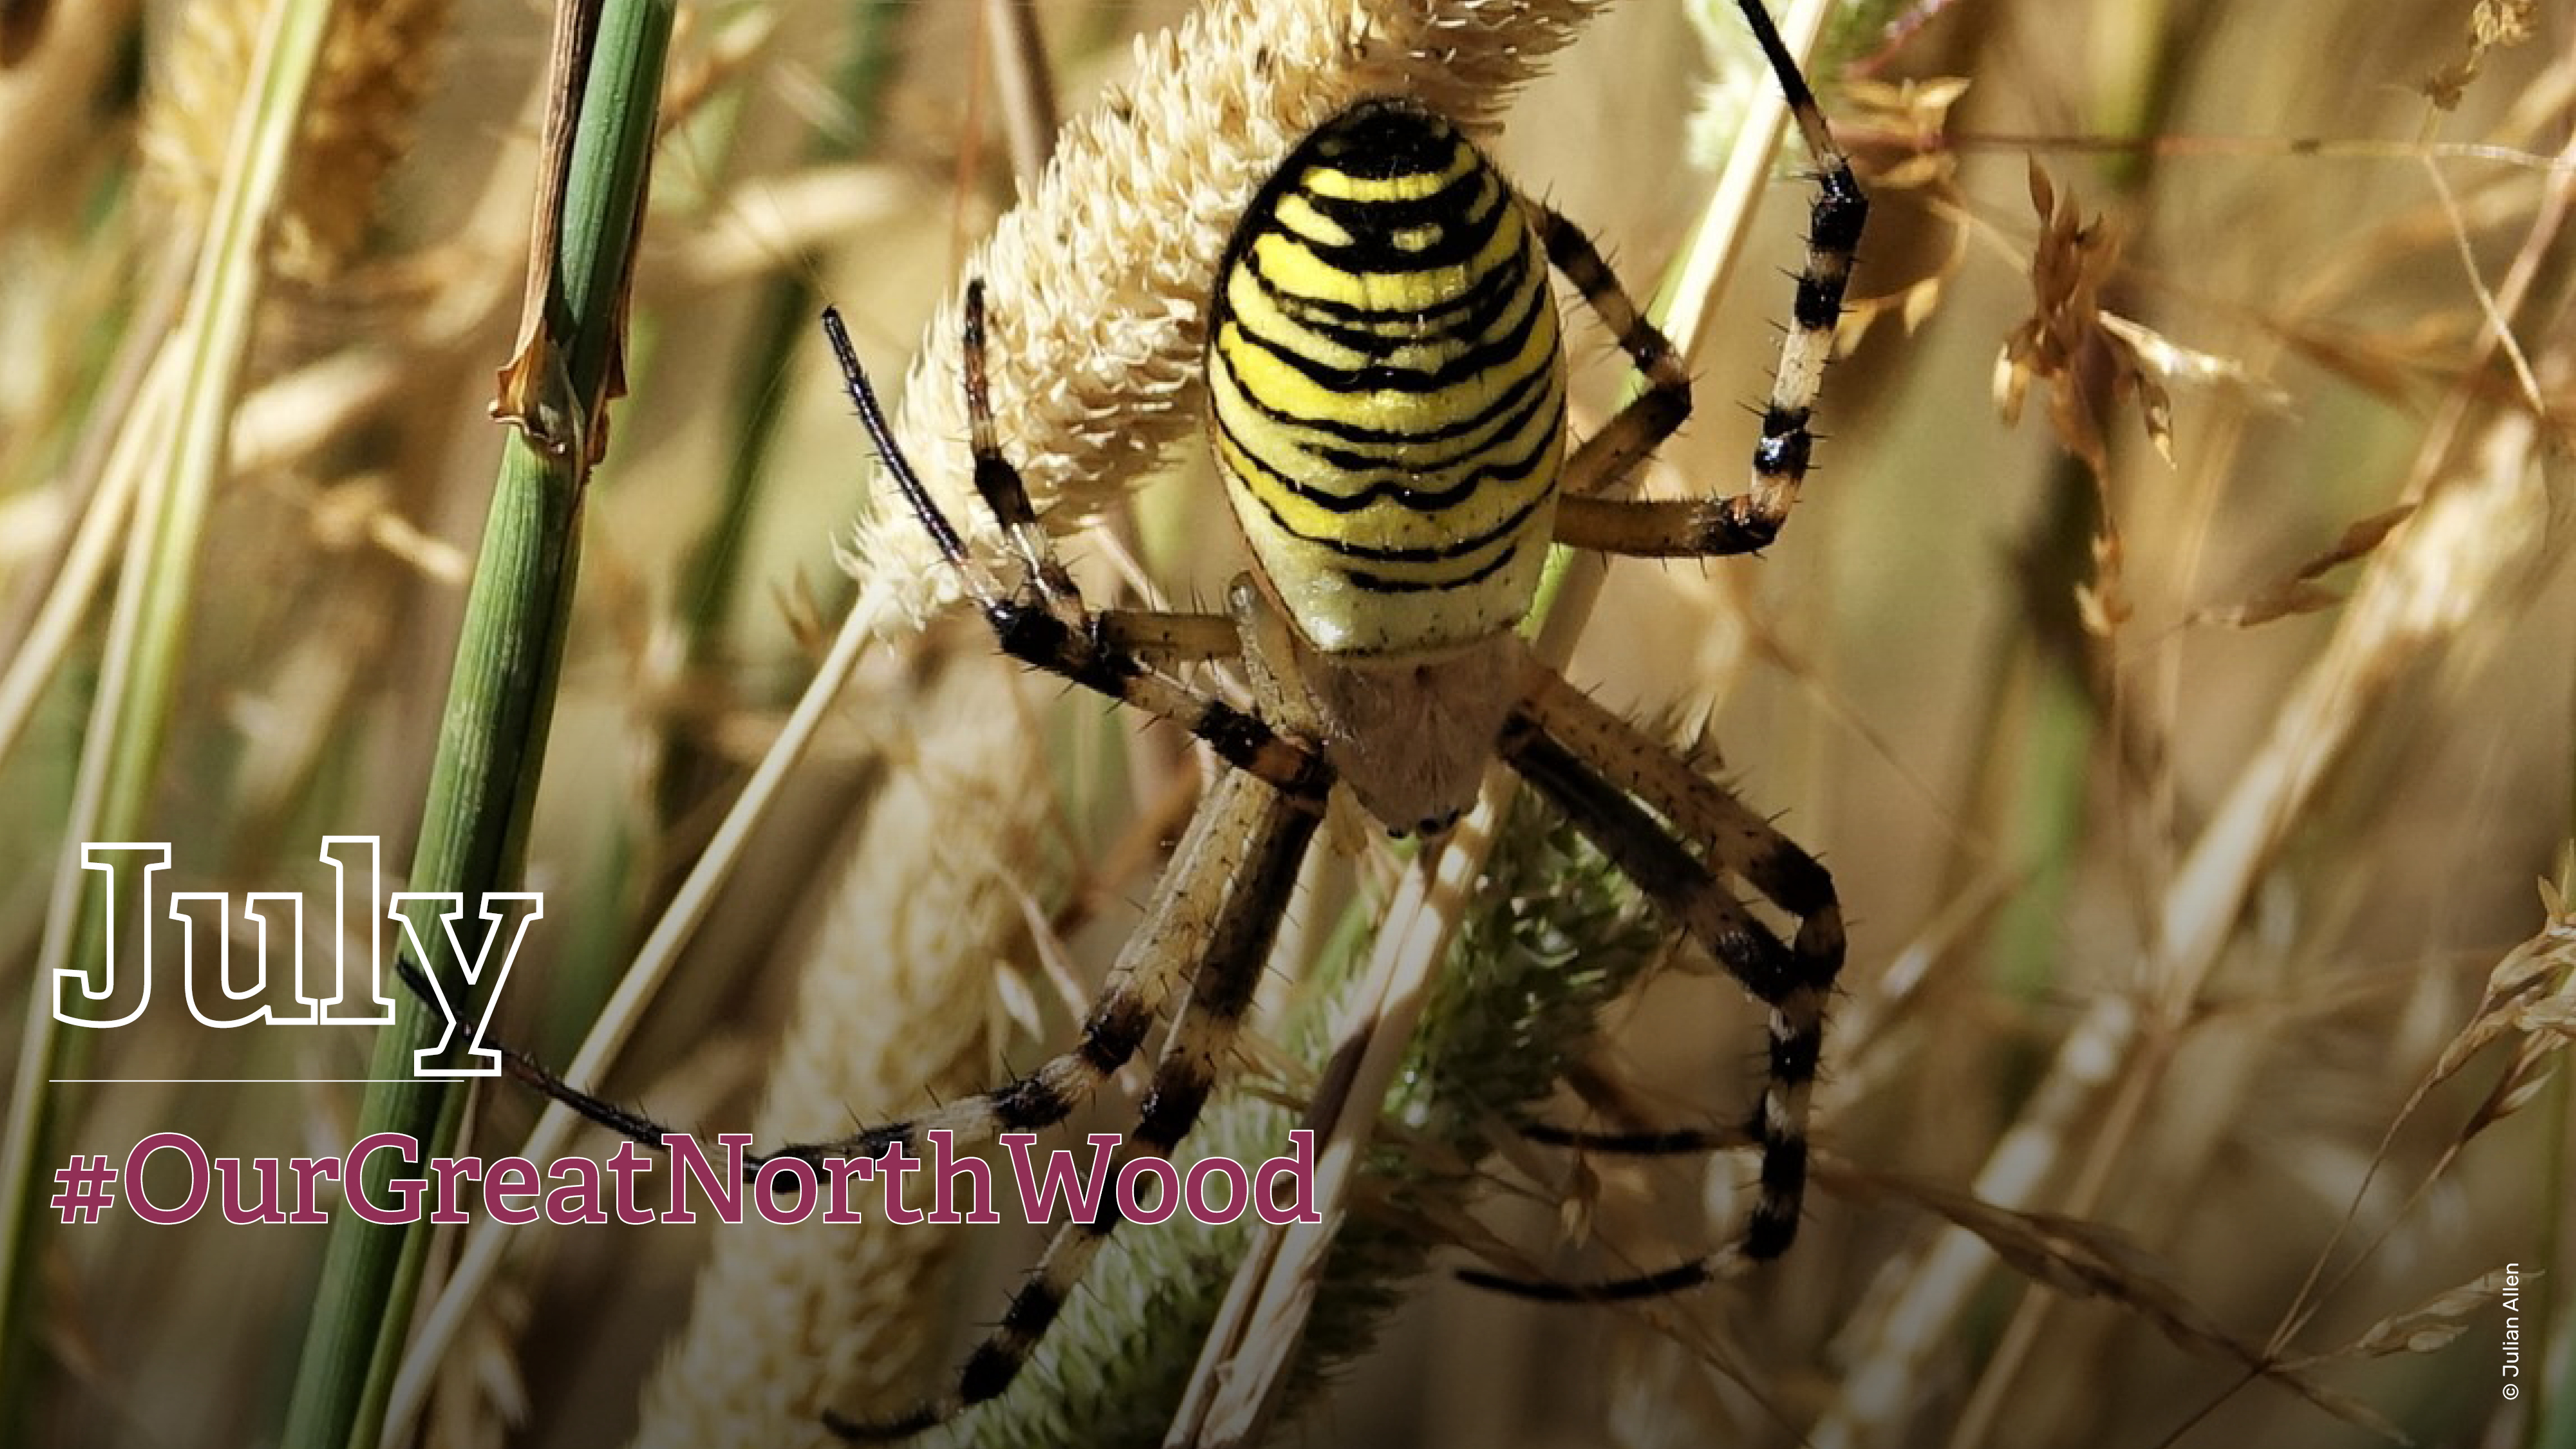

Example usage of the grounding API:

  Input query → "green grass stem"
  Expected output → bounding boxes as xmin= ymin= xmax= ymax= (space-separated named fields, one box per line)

xmin=274 ymin=6 xmax=674 ymax=1448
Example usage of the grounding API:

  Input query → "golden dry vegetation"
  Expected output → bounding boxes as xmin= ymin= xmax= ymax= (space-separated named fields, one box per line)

xmin=0 ymin=1 xmax=2570 ymax=1448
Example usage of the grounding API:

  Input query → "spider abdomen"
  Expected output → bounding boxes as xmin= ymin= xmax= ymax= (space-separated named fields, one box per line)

xmin=1208 ymin=99 xmax=1567 ymax=659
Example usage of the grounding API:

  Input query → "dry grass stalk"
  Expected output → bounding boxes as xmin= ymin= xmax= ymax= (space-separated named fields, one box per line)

xmin=2302 ymin=1266 xmax=2529 ymax=1365
xmin=630 ymin=650 xmax=1046 ymax=1448
xmin=1812 ymin=405 xmax=2564 ymax=1449
xmin=2422 ymin=0 xmax=2539 ymax=110
xmin=1855 ymin=1168 xmax=2410 ymax=1443
xmin=1994 ymin=161 xmax=2173 ymax=475
xmin=2253 ymin=884 xmax=2576 ymax=1363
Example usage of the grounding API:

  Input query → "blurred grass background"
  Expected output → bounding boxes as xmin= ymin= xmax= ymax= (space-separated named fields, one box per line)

xmin=1 ymin=1 xmax=2571 ymax=1446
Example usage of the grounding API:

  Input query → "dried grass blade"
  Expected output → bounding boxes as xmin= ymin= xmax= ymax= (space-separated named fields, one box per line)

xmin=1889 ymin=1175 xmax=2412 ymax=1446
xmin=0 ymin=0 xmax=340 ymax=1420
xmin=1814 ymin=406 xmax=2562 ymax=1449
xmin=2293 ymin=1267 xmax=2525 ymax=1364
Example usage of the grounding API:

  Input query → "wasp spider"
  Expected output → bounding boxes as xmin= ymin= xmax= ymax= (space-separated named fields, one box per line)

xmin=511 ymin=3 xmax=1859 ymax=1438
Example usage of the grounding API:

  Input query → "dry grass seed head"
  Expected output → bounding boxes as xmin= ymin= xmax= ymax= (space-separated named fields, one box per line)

xmin=1994 ymin=160 xmax=2174 ymax=477
xmin=632 ymin=654 xmax=1049 ymax=1448
xmin=139 ymin=0 xmax=451 ymax=279
xmin=2421 ymin=0 xmax=2539 ymax=110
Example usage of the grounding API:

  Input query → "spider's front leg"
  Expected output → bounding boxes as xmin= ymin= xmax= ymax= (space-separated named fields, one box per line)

xmin=809 ymin=285 xmax=1341 ymax=1438
xmin=1524 ymin=199 xmax=1696 ymax=507
xmin=1491 ymin=661 xmax=1844 ymax=1278
xmin=783 ymin=291 xmax=1339 ymax=1171
xmin=822 ymin=287 xmax=1327 ymax=802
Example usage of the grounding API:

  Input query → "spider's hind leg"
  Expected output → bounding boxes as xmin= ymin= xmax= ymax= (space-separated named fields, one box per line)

xmin=824 ymin=770 xmax=1321 ymax=1441
xmin=1494 ymin=663 xmax=1842 ymax=1275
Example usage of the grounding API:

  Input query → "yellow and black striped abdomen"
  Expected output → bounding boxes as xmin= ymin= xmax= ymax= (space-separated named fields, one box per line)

xmin=1208 ymin=99 xmax=1566 ymax=659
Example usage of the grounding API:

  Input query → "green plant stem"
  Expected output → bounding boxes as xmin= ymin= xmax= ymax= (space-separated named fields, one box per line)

xmin=276 ymin=6 xmax=673 ymax=1448
xmin=1985 ymin=456 xmax=2103 ymax=1003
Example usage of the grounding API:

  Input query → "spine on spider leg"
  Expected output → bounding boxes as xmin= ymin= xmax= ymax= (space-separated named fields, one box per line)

xmin=930 ymin=797 xmax=1664 ymax=1449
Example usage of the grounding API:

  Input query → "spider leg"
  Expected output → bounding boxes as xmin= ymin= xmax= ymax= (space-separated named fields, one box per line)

xmin=1094 ymin=609 xmax=1244 ymax=667
xmin=1551 ymin=0 xmax=1866 ymax=558
xmin=446 ymin=298 xmax=1328 ymax=1168
xmin=822 ymin=297 xmax=1326 ymax=801
xmin=780 ymin=760 xmax=1318 ymax=1167
xmin=1519 ymin=1119 xmax=1749 ymax=1155
xmin=825 ymin=768 xmax=1320 ymax=1441
xmin=386 ymin=956 xmax=671 ymax=1145
xmin=1523 ymin=201 xmax=1694 ymax=503
xmin=1495 ymin=663 xmax=1842 ymax=1273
